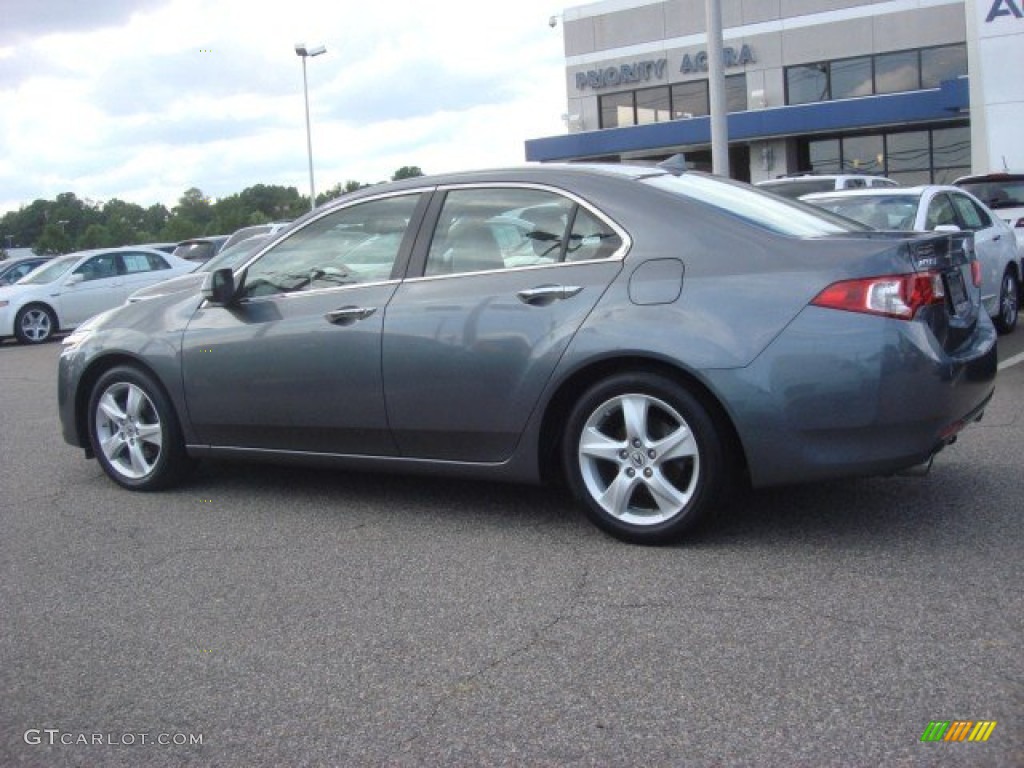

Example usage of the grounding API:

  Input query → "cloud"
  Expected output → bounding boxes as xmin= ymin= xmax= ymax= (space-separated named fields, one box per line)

xmin=0 ymin=0 xmax=569 ymax=214
xmin=0 ymin=0 xmax=168 ymax=42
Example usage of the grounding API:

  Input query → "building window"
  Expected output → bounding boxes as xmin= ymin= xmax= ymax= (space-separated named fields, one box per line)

xmin=786 ymin=63 xmax=829 ymax=105
xmin=830 ymin=56 xmax=872 ymax=100
xmin=874 ymin=50 xmax=919 ymax=93
xmin=842 ymin=135 xmax=884 ymax=174
xmin=726 ymin=74 xmax=747 ymax=112
xmin=784 ymin=45 xmax=966 ymax=106
xmin=670 ymin=81 xmax=708 ymax=119
xmin=636 ymin=86 xmax=671 ymax=124
xmin=801 ymin=124 xmax=969 ymax=184
xmin=931 ymin=125 xmax=970 ymax=184
xmin=921 ymin=44 xmax=967 ymax=89
xmin=598 ymin=75 xmax=750 ymax=129
xmin=885 ymin=130 xmax=931 ymax=186
xmin=600 ymin=91 xmax=635 ymax=128
xmin=808 ymin=139 xmax=841 ymax=173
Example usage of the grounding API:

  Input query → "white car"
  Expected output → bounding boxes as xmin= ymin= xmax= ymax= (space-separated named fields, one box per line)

xmin=0 ymin=246 xmax=195 ymax=344
xmin=802 ymin=186 xmax=1020 ymax=333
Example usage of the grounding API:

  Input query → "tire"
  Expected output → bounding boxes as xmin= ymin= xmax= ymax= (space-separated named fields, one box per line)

xmin=88 ymin=366 xmax=190 ymax=490
xmin=14 ymin=304 xmax=57 ymax=344
xmin=562 ymin=373 xmax=727 ymax=545
xmin=993 ymin=268 xmax=1018 ymax=334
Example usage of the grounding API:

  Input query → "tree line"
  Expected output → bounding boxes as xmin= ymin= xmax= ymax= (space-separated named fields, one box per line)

xmin=0 ymin=166 xmax=424 ymax=257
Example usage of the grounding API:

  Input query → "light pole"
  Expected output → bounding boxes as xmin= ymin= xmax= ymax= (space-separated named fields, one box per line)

xmin=294 ymin=42 xmax=327 ymax=212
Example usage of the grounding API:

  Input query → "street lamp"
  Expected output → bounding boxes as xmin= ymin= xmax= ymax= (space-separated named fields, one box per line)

xmin=294 ymin=42 xmax=327 ymax=212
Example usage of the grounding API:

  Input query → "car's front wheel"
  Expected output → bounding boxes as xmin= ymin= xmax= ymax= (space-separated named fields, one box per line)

xmin=562 ymin=373 xmax=727 ymax=545
xmin=14 ymin=304 xmax=57 ymax=344
xmin=994 ymin=267 xmax=1018 ymax=334
xmin=88 ymin=366 xmax=190 ymax=490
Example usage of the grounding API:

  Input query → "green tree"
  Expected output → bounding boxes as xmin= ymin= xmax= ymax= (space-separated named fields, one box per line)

xmin=79 ymin=223 xmax=112 ymax=249
xmin=392 ymin=166 xmax=424 ymax=181
xmin=34 ymin=222 xmax=72 ymax=255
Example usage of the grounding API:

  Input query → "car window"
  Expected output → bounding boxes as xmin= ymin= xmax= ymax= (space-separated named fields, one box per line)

xmin=955 ymin=178 xmax=1024 ymax=208
xmin=652 ymin=174 xmax=859 ymax=236
xmin=925 ymin=194 xmax=958 ymax=229
xmin=239 ymin=194 xmax=420 ymax=299
xmin=74 ymin=253 xmax=119 ymax=282
xmin=566 ymin=206 xmax=623 ymax=261
xmin=425 ymin=188 xmax=617 ymax=275
xmin=844 ymin=179 xmax=867 ymax=189
xmin=949 ymin=193 xmax=990 ymax=230
xmin=121 ymin=251 xmax=169 ymax=273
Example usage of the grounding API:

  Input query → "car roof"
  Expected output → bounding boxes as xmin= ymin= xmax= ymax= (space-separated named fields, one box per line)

xmin=801 ymin=185 xmax=961 ymax=200
xmin=954 ymin=172 xmax=1024 ymax=183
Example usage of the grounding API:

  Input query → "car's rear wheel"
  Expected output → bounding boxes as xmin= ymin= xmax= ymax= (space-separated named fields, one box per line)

xmin=562 ymin=373 xmax=726 ymax=545
xmin=14 ymin=304 xmax=57 ymax=344
xmin=994 ymin=268 xmax=1018 ymax=334
xmin=88 ymin=366 xmax=190 ymax=490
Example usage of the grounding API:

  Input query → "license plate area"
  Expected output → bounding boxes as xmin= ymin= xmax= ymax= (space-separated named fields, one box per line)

xmin=944 ymin=268 xmax=969 ymax=315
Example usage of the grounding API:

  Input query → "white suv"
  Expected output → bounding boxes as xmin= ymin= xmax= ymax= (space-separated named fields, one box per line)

xmin=756 ymin=174 xmax=898 ymax=200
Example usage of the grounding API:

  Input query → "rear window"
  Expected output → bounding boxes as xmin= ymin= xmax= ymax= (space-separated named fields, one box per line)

xmin=954 ymin=176 xmax=1024 ymax=209
xmin=173 ymin=242 xmax=218 ymax=262
xmin=756 ymin=179 xmax=837 ymax=198
xmin=646 ymin=174 xmax=863 ymax=236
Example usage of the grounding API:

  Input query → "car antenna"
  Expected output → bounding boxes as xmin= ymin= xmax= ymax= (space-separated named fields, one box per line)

xmin=657 ymin=154 xmax=689 ymax=176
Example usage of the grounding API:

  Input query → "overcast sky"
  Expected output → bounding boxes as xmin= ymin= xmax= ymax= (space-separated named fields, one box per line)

xmin=0 ymin=0 xmax=571 ymax=215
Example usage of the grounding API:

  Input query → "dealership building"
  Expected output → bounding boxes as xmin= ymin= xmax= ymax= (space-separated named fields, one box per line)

xmin=526 ymin=0 xmax=1024 ymax=184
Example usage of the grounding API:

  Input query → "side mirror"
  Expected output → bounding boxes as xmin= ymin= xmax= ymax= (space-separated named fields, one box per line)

xmin=201 ymin=268 xmax=238 ymax=305
xmin=933 ymin=224 xmax=961 ymax=233
xmin=66 ymin=273 xmax=84 ymax=286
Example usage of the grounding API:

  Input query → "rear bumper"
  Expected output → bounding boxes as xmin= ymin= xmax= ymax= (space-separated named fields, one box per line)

xmin=709 ymin=307 xmax=998 ymax=488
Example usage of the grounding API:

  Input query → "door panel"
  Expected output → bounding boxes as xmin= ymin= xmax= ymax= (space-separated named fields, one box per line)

xmin=382 ymin=185 xmax=626 ymax=462
xmin=183 ymin=284 xmax=399 ymax=453
xmin=58 ymin=253 xmax=125 ymax=325
xmin=383 ymin=263 xmax=619 ymax=461
xmin=182 ymin=192 xmax=425 ymax=454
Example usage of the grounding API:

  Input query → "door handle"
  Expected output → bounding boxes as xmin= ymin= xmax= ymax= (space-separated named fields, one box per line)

xmin=325 ymin=306 xmax=377 ymax=325
xmin=516 ymin=285 xmax=583 ymax=306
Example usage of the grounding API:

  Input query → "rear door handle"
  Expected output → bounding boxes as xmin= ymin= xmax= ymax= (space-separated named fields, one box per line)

xmin=516 ymin=285 xmax=583 ymax=306
xmin=325 ymin=306 xmax=377 ymax=325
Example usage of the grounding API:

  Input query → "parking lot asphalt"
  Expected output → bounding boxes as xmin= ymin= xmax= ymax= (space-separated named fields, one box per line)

xmin=1 ymin=337 xmax=1021 ymax=767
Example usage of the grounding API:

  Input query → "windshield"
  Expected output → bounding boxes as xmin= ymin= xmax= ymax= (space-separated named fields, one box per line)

xmin=805 ymin=194 xmax=921 ymax=230
xmin=645 ymin=174 xmax=865 ymax=236
xmin=16 ymin=254 xmax=78 ymax=284
xmin=955 ymin=177 xmax=1024 ymax=209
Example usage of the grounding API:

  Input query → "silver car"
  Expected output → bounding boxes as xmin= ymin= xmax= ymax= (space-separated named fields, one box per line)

xmin=58 ymin=165 xmax=997 ymax=544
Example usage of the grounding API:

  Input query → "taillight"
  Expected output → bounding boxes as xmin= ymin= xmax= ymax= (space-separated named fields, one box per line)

xmin=811 ymin=272 xmax=945 ymax=319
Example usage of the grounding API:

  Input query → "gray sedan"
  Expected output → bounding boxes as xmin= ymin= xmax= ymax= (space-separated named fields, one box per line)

xmin=57 ymin=165 xmax=997 ymax=544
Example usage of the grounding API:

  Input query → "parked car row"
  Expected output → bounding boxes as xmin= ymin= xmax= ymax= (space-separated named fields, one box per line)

xmin=54 ymin=164 xmax=997 ymax=545
xmin=0 ymin=223 xmax=291 ymax=344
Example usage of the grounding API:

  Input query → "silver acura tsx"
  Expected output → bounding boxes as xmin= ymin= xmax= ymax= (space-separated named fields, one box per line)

xmin=58 ymin=164 xmax=997 ymax=544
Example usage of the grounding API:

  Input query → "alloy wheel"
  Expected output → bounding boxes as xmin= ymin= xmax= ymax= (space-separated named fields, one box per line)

xmin=577 ymin=392 xmax=700 ymax=527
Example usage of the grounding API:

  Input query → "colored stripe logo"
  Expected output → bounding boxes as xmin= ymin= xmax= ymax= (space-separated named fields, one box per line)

xmin=921 ymin=721 xmax=997 ymax=742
